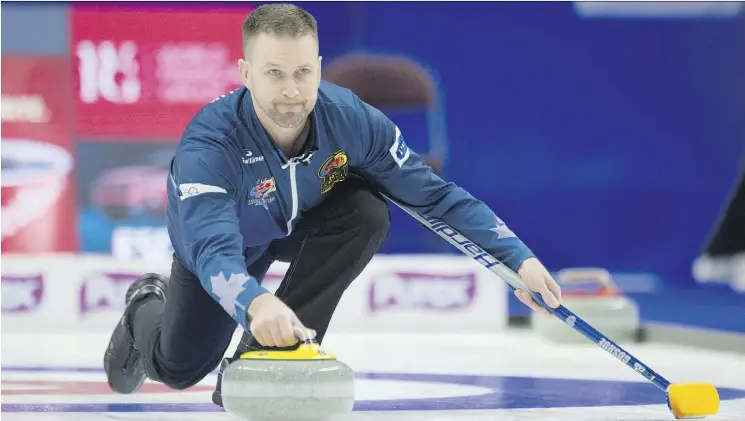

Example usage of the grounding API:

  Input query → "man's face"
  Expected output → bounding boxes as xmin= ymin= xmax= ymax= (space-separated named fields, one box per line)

xmin=240 ymin=33 xmax=322 ymax=129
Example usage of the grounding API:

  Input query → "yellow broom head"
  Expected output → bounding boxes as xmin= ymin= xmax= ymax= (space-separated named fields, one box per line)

xmin=667 ymin=383 xmax=720 ymax=419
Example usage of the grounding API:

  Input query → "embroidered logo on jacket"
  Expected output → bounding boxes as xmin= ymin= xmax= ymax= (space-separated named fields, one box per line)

xmin=248 ymin=177 xmax=277 ymax=209
xmin=318 ymin=150 xmax=348 ymax=194
xmin=242 ymin=149 xmax=264 ymax=165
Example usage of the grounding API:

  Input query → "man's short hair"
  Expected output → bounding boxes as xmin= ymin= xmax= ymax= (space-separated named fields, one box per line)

xmin=242 ymin=4 xmax=319 ymax=54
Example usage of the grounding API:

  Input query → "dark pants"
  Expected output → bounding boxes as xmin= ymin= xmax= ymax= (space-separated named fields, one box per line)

xmin=132 ymin=178 xmax=390 ymax=390
xmin=705 ymin=166 xmax=745 ymax=256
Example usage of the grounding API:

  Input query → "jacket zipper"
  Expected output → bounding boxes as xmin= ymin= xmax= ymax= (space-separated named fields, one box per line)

xmin=285 ymin=161 xmax=299 ymax=235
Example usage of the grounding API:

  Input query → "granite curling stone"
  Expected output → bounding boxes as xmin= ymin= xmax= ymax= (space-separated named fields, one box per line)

xmin=221 ymin=334 xmax=355 ymax=421
xmin=533 ymin=267 xmax=640 ymax=343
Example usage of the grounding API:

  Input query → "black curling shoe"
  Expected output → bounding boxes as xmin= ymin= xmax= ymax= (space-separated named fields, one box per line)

xmin=103 ymin=273 xmax=168 ymax=394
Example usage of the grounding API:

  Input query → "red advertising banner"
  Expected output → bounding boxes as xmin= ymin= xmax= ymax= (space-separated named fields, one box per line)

xmin=71 ymin=6 xmax=253 ymax=139
xmin=1 ymin=56 xmax=78 ymax=253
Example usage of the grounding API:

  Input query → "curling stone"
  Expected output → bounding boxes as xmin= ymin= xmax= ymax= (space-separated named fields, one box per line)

xmin=533 ymin=268 xmax=640 ymax=343
xmin=221 ymin=332 xmax=355 ymax=421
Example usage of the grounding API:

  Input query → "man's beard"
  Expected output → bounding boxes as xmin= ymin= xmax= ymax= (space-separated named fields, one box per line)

xmin=260 ymin=101 xmax=310 ymax=128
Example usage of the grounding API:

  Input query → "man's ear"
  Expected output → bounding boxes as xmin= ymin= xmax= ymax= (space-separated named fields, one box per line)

xmin=238 ymin=58 xmax=251 ymax=89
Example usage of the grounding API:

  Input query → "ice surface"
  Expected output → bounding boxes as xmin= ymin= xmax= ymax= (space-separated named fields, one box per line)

xmin=3 ymin=330 xmax=744 ymax=420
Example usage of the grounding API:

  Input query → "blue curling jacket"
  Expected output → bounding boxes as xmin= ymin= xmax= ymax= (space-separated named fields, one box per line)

xmin=166 ymin=81 xmax=534 ymax=333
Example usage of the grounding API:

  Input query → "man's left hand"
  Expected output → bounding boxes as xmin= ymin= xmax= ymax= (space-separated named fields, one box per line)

xmin=514 ymin=257 xmax=562 ymax=316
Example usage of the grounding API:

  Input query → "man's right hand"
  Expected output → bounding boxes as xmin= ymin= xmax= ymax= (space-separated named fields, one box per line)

xmin=247 ymin=293 xmax=315 ymax=347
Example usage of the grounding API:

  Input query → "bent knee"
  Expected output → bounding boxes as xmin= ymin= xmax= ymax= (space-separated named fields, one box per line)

xmin=161 ymin=372 xmax=208 ymax=391
xmin=153 ymin=359 xmax=216 ymax=391
xmin=349 ymin=187 xmax=391 ymax=236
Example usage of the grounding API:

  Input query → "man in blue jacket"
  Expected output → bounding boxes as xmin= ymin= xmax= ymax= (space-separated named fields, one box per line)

xmin=103 ymin=3 xmax=562 ymax=406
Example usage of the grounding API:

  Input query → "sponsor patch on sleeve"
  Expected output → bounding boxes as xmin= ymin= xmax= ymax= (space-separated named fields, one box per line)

xmin=388 ymin=125 xmax=411 ymax=167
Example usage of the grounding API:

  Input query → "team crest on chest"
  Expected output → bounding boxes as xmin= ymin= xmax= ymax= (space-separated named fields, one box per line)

xmin=248 ymin=177 xmax=277 ymax=209
xmin=318 ymin=150 xmax=348 ymax=194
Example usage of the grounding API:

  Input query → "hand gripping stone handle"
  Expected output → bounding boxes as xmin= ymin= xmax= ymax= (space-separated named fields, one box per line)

xmin=293 ymin=325 xmax=317 ymax=344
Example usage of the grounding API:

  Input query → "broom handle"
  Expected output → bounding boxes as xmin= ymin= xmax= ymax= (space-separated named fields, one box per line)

xmin=383 ymin=194 xmax=672 ymax=391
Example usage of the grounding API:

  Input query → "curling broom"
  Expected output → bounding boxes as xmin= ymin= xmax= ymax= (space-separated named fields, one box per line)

xmin=385 ymin=195 xmax=720 ymax=419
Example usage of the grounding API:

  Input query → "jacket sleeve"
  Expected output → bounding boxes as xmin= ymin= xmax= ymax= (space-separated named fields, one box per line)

xmin=354 ymin=98 xmax=535 ymax=272
xmin=172 ymin=140 xmax=268 ymax=333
